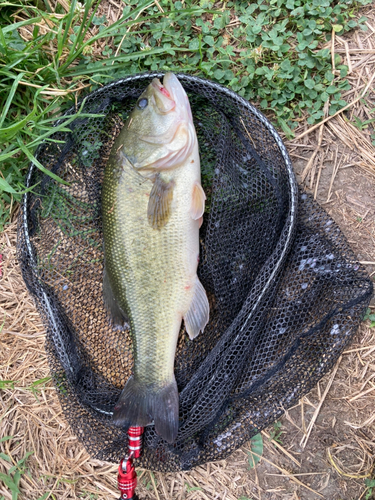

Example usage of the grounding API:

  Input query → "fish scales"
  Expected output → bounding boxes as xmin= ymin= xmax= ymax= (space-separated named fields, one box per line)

xmin=104 ymin=160 xmax=199 ymax=381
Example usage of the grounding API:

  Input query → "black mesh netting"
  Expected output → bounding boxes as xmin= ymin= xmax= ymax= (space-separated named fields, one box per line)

xmin=17 ymin=73 xmax=373 ymax=471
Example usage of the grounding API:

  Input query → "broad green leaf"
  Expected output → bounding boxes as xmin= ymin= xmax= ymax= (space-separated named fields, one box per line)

xmin=203 ymin=35 xmax=215 ymax=46
xmin=304 ymin=78 xmax=315 ymax=89
xmin=248 ymin=433 xmax=263 ymax=468
xmin=189 ymin=38 xmax=199 ymax=50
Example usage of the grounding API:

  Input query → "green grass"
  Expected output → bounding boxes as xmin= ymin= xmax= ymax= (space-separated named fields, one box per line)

xmin=185 ymin=482 xmax=202 ymax=492
xmin=247 ymin=433 xmax=264 ymax=468
xmin=269 ymin=420 xmax=283 ymax=443
xmin=364 ymin=479 xmax=375 ymax=500
xmin=0 ymin=0 xmax=372 ymax=230
xmin=352 ymin=100 xmax=375 ymax=146
xmin=0 ymin=376 xmax=52 ymax=395
xmin=0 ymin=436 xmax=49 ymax=500
xmin=0 ymin=380 xmax=16 ymax=389
xmin=363 ymin=308 xmax=375 ymax=328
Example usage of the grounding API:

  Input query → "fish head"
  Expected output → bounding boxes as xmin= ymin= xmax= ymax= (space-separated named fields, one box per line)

xmin=123 ymin=73 xmax=196 ymax=172
xmin=128 ymin=75 xmax=177 ymax=134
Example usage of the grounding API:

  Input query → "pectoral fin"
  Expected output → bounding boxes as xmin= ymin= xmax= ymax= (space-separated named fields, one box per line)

xmin=190 ymin=182 xmax=206 ymax=220
xmin=147 ymin=174 xmax=175 ymax=229
xmin=183 ymin=278 xmax=210 ymax=340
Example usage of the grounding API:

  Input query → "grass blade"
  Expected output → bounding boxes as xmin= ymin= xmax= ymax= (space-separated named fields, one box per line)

xmin=0 ymin=437 xmax=13 ymax=443
xmin=57 ymin=0 xmax=77 ymax=60
xmin=67 ymin=0 xmax=100 ymax=58
xmin=0 ymin=73 xmax=24 ymax=128
xmin=65 ymin=47 xmax=194 ymax=78
xmin=16 ymin=138 xmax=70 ymax=186
xmin=2 ymin=15 xmax=43 ymax=34
xmin=0 ymin=106 xmax=36 ymax=141
xmin=0 ymin=178 xmax=19 ymax=194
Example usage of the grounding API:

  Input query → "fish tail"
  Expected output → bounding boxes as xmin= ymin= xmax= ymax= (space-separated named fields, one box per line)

xmin=112 ymin=376 xmax=179 ymax=444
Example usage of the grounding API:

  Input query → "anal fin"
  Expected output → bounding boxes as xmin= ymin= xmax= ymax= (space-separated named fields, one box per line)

xmin=190 ymin=181 xmax=206 ymax=220
xmin=103 ymin=267 xmax=129 ymax=327
xmin=183 ymin=277 xmax=209 ymax=340
xmin=147 ymin=174 xmax=175 ymax=229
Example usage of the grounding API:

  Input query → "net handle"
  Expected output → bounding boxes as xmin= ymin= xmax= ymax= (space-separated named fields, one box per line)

xmin=117 ymin=426 xmax=144 ymax=500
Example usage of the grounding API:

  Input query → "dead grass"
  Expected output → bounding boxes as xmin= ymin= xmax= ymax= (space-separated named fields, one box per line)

xmin=286 ymin=4 xmax=375 ymax=197
xmin=1 ymin=2 xmax=375 ymax=500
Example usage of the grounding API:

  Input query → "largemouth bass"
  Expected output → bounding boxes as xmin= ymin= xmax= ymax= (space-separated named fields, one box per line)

xmin=102 ymin=73 xmax=209 ymax=443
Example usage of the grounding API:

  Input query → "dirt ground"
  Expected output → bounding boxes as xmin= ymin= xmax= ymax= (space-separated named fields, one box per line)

xmin=1 ymin=5 xmax=375 ymax=500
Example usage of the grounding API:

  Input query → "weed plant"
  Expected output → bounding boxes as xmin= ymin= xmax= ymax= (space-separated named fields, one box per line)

xmin=0 ymin=436 xmax=49 ymax=500
xmin=0 ymin=0 xmax=371 ymax=229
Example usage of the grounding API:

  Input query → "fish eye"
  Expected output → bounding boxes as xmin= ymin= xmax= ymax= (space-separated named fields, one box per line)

xmin=137 ymin=98 xmax=148 ymax=110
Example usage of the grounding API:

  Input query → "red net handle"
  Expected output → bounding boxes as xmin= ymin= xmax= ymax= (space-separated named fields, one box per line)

xmin=117 ymin=426 xmax=144 ymax=500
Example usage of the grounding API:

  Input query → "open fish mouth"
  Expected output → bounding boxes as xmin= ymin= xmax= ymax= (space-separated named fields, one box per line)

xmin=152 ymin=77 xmax=176 ymax=113
xmin=163 ymin=73 xmax=193 ymax=122
xmin=152 ymin=78 xmax=172 ymax=98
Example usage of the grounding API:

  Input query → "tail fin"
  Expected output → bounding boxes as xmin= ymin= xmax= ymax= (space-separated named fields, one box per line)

xmin=112 ymin=376 xmax=179 ymax=444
